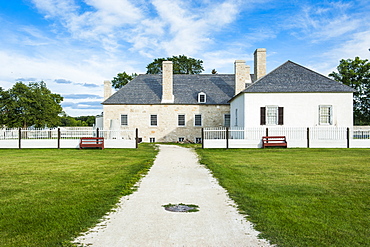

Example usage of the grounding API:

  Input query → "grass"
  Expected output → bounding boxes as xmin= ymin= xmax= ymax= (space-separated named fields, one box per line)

xmin=0 ymin=144 xmax=158 ymax=247
xmin=196 ymin=148 xmax=370 ymax=247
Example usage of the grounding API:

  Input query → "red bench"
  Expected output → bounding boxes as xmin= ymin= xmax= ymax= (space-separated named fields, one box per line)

xmin=80 ymin=137 xmax=104 ymax=150
xmin=262 ymin=136 xmax=287 ymax=148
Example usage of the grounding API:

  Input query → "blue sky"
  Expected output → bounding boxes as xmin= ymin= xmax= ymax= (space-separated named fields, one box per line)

xmin=1 ymin=0 xmax=369 ymax=116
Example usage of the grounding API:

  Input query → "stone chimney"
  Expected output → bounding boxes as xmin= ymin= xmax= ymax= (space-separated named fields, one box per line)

xmin=234 ymin=60 xmax=252 ymax=95
xmin=104 ymin=80 xmax=112 ymax=100
xmin=254 ymin=48 xmax=266 ymax=81
xmin=161 ymin=61 xmax=174 ymax=103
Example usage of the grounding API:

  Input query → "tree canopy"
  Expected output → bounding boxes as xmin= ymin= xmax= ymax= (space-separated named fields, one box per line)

xmin=0 ymin=81 xmax=63 ymax=128
xmin=111 ymin=72 xmax=138 ymax=90
xmin=329 ymin=57 xmax=370 ymax=125
xmin=146 ymin=55 xmax=204 ymax=74
xmin=111 ymin=55 xmax=204 ymax=90
xmin=59 ymin=112 xmax=96 ymax=126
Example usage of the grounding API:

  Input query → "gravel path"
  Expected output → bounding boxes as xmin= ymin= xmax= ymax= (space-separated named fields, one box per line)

xmin=74 ymin=145 xmax=273 ymax=247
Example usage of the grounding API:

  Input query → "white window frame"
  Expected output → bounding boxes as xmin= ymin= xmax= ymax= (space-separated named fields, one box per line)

xmin=319 ymin=105 xmax=333 ymax=125
xmin=149 ymin=137 xmax=156 ymax=143
xmin=178 ymin=137 xmax=185 ymax=142
xmin=198 ymin=92 xmax=206 ymax=103
xmin=121 ymin=114 xmax=128 ymax=126
xmin=178 ymin=114 xmax=186 ymax=127
xmin=150 ymin=114 xmax=157 ymax=126
xmin=224 ymin=114 xmax=230 ymax=127
xmin=266 ymin=106 xmax=278 ymax=125
xmin=194 ymin=114 xmax=202 ymax=126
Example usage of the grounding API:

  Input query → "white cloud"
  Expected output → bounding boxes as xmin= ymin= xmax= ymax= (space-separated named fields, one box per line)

xmin=286 ymin=2 xmax=364 ymax=42
xmin=28 ymin=0 xmax=246 ymax=60
xmin=127 ymin=0 xmax=242 ymax=57
xmin=84 ymin=0 xmax=143 ymax=23
xmin=315 ymin=30 xmax=370 ymax=75
xmin=6 ymin=0 xmax=369 ymax=116
xmin=31 ymin=0 xmax=78 ymax=18
xmin=31 ymin=0 xmax=143 ymax=51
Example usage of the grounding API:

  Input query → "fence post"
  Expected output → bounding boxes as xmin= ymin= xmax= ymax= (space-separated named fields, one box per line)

xmin=96 ymin=128 xmax=99 ymax=138
xmin=347 ymin=127 xmax=350 ymax=148
xmin=135 ymin=128 xmax=139 ymax=149
xmin=307 ymin=127 xmax=310 ymax=148
xmin=201 ymin=128 xmax=204 ymax=149
xmin=226 ymin=127 xmax=229 ymax=149
xmin=57 ymin=128 xmax=61 ymax=149
xmin=18 ymin=128 xmax=21 ymax=149
xmin=266 ymin=127 xmax=268 ymax=137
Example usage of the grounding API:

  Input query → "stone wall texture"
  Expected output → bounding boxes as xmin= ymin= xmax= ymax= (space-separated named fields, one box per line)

xmin=254 ymin=48 xmax=266 ymax=81
xmin=161 ymin=61 xmax=174 ymax=103
xmin=103 ymin=104 xmax=230 ymax=142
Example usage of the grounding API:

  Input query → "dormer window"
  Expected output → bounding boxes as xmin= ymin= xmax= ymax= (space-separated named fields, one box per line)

xmin=198 ymin=92 xmax=206 ymax=103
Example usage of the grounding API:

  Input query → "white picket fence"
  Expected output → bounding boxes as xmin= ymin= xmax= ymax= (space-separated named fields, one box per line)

xmin=203 ymin=127 xmax=370 ymax=148
xmin=0 ymin=128 xmax=137 ymax=149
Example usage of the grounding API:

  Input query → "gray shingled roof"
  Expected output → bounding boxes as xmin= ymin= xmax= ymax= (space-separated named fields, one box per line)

xmin=103 ymin=74 xmax=235 ymax=105
xmin=242 ymin=60 xmax=355 ymax=93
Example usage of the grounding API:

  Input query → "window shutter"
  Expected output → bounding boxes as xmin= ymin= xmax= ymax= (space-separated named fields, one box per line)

xmin=278 ymin=107 xmax=284 ymax=125
xmin=260 ymin=107 xmax=266 ymax=125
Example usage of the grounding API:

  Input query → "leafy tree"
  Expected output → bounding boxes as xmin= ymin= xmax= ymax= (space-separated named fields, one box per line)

xmin=59 ymin=113 xmax=96 ymax=126
xmin=111 ymin=55 xmax=204 ymax=90
xmin=111 ymin=72 xmax=137 ymax=89
xmin=329 ymin=57 xmax=370 ymax=125
xmin=0 ymin=81 xmax=63 ymax=128
xmin=146 ymin=55 xmax=204 ymax=74
xmin=75 ymin=115 xmax=96 ymax=126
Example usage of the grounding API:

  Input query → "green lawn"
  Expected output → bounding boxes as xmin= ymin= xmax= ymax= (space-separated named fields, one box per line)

xmin=196 ymin=148 xmax=370 ymax=247
xmin=0 ymin=144 xmax=158 ymax=247
xmin=1 ymin=145 xmax=369 ymax=247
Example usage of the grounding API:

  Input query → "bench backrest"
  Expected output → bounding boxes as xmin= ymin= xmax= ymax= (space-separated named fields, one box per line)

xmin=80 ymin=137 xmax=104 ymax=143
xmin=262 ymin=136 xmax=286 ymax=142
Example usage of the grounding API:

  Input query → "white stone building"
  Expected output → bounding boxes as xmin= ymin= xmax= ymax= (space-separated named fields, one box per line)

xmin=230 ymin=61 xmax=354 ymax=128
xmin=101 ymin=49 xmax=354 ymax=142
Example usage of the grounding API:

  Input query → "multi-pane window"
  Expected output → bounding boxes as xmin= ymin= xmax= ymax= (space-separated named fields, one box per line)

xmin=178 ymin=137 xmax=185 ymax=142
xmin=319 ymin=105 xmax=332 ymax=125
xmin=178 ymin=114 xmax=185 ymax=126
xmin=198 ymin=92 xmax=206 ymax=103
xmin=150 ymin=115 xmax=157 ymax=126
xmin=149 ymin=137 xmax=156 ymax=143
xmin=266 ymin=106 xmax=278 ymax=125
xmin=224 ymin=114 xmax=230 ymax=127
xmin=195 ymin=137 xmax=202 ymax=144
xmin=121 ymin=114 xmax=128 ymax=126
xmin=260 ymin=106 xmax=284 ymax=125
xmin=194 ymin=114 xmax=202 ymax=126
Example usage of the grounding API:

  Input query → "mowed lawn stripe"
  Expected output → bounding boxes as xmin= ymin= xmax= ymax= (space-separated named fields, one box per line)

xmin=0 ymin=145 xmax=158 ymax=247
xmin=196 ymin=148 xmax=370 ymax=247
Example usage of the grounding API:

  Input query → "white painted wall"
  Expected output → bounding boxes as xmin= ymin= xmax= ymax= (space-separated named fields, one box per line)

xmin=95 ymin=116 xmax=103 ymax=129
xmin=232 ymin=92 xmax=353 ymax=128
xmin=230 ymin=94 xmax=244 ymax=127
